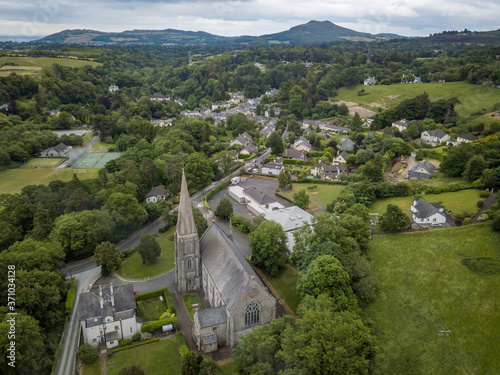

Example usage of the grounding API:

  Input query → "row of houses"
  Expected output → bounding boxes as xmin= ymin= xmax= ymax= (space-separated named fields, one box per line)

xmin=392 ymin=119 xmax=480 ymax=145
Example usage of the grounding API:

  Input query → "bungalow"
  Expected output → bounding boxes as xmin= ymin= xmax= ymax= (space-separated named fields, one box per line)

xmin=145 ymin=185 xmax=170 ymax=203
xmin=325 ymin=125 xmax=351 ymax=134
xmin=333 ymin=151 xmax=350 ymax=165
xmin=228 ymin=185 xmax=284 ymax=216
xmin=261 ymin=157 xmax=285 ymax=176
xmin=392 ymin=119 xmax=409 ymax=132
xmin=410 ymin=199 xmax=446 ymax=226
xmin=240 ymin=143 xmax=258 ymax=156
xmin=254 ymin=63 xmax=264 ymax=69
xmin=421 ymin=130 xmax=450 ymax=144
xmin=282 ymin=148 xmax=307 ymax=161
xmin=40 ymin=143 xmax=69 ymax=158
xmin=457 ymin=133 xmax=479 ymax=144
xmin=293 ymin=137 xmax=312 ymax=152
xmin=409 ymin=160 xmax=436 ymax=180
xmin=174 ymin=98 xmax=186 ymax=106
xmin=364 ymin=77 xmax=376 ymax=86
xmin=78 ymin=284 xmax=142 ymax=349
xmin=148 ymin=93 xmax=170 ymax=102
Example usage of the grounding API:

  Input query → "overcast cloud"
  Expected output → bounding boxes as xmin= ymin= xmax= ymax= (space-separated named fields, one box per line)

xmin=0 ymin=0 xmax=499 ymax=40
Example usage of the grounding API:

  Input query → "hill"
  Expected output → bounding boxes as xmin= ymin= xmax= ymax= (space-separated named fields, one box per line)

xmin=423 ymin=29 xmax=500 ymax=43
xmin=37 ymin=20 xmax=404 ymax=46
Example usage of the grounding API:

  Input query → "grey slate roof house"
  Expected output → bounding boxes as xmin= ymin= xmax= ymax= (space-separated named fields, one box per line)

xmin=409 ymin=160 xmax=436 ymax=180
xmin=410 ymin=199 xmax=446 ymax=225
xmin=40 ymin=143 xmax=69 ymax=157
xmin=340 ymin=136 xmax=355 ymax=151
xmin=145 ymin=185 xmax=170 ymax=203
xmin=175 ymin=171 xmax=276 ymax=352
xmin=282 ymin=148 xmax=307 ymax=160
xmin=421 ymin=130 xmax=451 ymax=144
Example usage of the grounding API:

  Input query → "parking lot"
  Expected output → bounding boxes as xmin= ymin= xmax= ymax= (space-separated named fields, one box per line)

xmin=206 ymin=176 xmax=292 ymax=220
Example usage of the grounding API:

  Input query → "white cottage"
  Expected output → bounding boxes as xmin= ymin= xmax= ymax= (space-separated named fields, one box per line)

xmin=410 ymin=199 xmax=446 ymax=226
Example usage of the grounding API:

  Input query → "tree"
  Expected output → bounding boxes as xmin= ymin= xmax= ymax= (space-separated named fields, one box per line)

xmin=213 ymin=150 xmax=235 ymax=176
xmin=185 ymin=153 xmax=214 ymax=190
xmin=338 ymin=103 xmax=349 ymax=116
xmin=350 ymin=112 xmax=362 ymax=132
xmin=119 ymin=366 xmax=146 ymax=375
xmin=278 ymin=170 xmax=292 ymax=190
xmin=78 ymin=343 xmax=99 ymax=364
xmin=463 ymin=155 xmax=486 ymax=182
xmin=192 ymin=207 xmax=208 ymax=237
xmin=199 ymin=358 xmax=223 ymax=375
xmin=182 ymin=352 xmax=201 ymax=375
xmin=265 ymin=132 xmax=284 ymax=155
xmin=214 ymin=198 xmax=233 ymax=220
xmin=379 ymin=204 xmax=411 ymax=232
xmin=293 ymin=189 xmax=310 ymax=210
xmin=93 ymin=241 xmax=120 ymax=276
xmin=361 ymin=154 xmax=384 ymax=181
xmin=137 ymin=233 xmax=161 ymax=264
xmin=249 ymin=221 xmax=289 ymax=276
xmin=103 ymin=193 xmax=148 ymax=231
xmin=1 ymin=238 xmax=65 ymax=272
xmin=440 ymin=143 xmax=473 ymax=177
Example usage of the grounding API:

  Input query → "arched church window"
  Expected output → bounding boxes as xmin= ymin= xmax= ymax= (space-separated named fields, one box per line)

xmin=186 ymin=242 xmax=192 ymax=253
xmin=187 ymin=257 xmax=192 ymax=270
xmin=244 ymin=300 xmax=261 ymax=327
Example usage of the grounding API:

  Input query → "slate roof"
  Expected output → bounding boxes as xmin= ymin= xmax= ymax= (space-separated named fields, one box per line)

xmin=457 ymin=133 xmax=479 ymax=141
xmin=411 ymin=160 xmax=436 ymax=179
xmin=197 ymin=306 xmax=227 ymax=328
xmin=264 ymin=206 xmax=313 ymax=232
xmin=146 ymin=185 xmax=170 ymax=198
xmin=262 ymin=161 xmax=284 ymax=171
xmin=51 ymin=143 xmax=68 ymax=152
xmin=393 ymin=120 xmax=409 ymax=128
xmin=323 ymin=164 xmax=347 ymax=175
xmin=340 ymin=137 xmax=355 ymax=150
xmin=294 ymin=137 xmax=311 ymax=149
xmin=200 ymin=222 xmax=268 ymax=310
xmin=244 ymin=186 xmax=275 ymax=205
xmin=425 ymin=130 xmax=447 ymax=138
xmin=245 ymin=143 xmax=258 ymax=154
xmin=412 ymin=199 xmax=445 ymax=219
xmin=177 ymin=170 xmax=197 ymax=236
xmin=282 ymin=148 xmax=306 ymax=160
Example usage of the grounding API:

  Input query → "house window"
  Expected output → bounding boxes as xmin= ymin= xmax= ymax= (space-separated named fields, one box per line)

xmin=433 ymin=218 xmax=436 ymax=222
xmin=213 ymin=327 xmax=218 ymax=332
xmin=109 ymin=341 xmax=114 ymax=345
xmin=244 ymin=300 xmax=261 ymax=327
xmin=115 ymin=325 xmax=119 ymax=331
xmin=189 ymin=278 xmax=193 ymax=285
xmin=130 ymin=327 xmax=133 ymax=333
xmin=92 ymin=338 xmax=97 ymax=342
xmin=187 ymin=258 xmax=192 ymax=270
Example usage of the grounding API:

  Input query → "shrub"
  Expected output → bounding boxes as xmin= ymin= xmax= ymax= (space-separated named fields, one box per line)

xmin=179 ymin=345 xmax=189 ymax=360
xmin=120 ymin=248 xmax=136 ymax=260
xmin=110 ymin=338 xmax=159 ymax=353
xmin=132 ymin=332 xmax=142 ymax=343
xmin=119 ymin=339 xmax=132 ymax=347
xmin=176 ymin=332 xmax=186 ymax=347
xmin=205 ymin=179 xmax=231 ymax=201
xmin=141 ymin=317 xmax=179 ymax=333
xmin=158 ymin=227 xmax=166 ymax=233
xmin=493 ymin=215 xmax=500 ymax=231
xmin=477 ymin=214 xmax=489 ymax=222
xmin=480 ymin=191 xmax=490 ymax=198
xmin=454 ymin=218 xmax=463 ymax=226
xmin=65 ymin=279 xmax=77 ymax=314
xmin=477 ymin=200 xmax=484 ymax=208
xmin=464 ymin=217 xmax=472 ymax=223
xmin=135 ymin=289 xmax=164 ymax=302
xmin=78 ymin=343 xmax=99 ymax=364
xmin=164 ymin=288 xmax=175 ymax=313
xmin=140 ymin=332 xmax=152 ymax=341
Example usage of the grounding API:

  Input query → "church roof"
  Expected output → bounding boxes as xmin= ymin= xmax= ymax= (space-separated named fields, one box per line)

xmin=177 ymin=170 xmax=197 ymax=236
xmin=200 ymin=222 xmax=267 ymax=310
xmin=197 ymin=306 xmax=227 ymax=328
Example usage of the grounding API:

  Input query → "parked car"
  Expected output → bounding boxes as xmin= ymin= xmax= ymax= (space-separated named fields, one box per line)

xmin=252 ymin=168 xmax=259 ymax=173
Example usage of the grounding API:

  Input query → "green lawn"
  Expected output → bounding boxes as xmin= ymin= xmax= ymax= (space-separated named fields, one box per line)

xmin=335 ymin=82 xmax=500 ymax=117
xmin=369 ymin=189 xmax=482 ymax=218
xmin=106 ymin=338 xmax=181 ymax=375
xmin=82 ymin=360 xmax=101 ymax=375
xmin=91 ymin=139 xmax=113 ymax=152
xmin=411 ymin=172 xmax=469 ymax=188
xmin=182 ymin=293 xmax=200 ymax=321
xmin=262 ymin=264 xmax=301 ymax=314
xmin=20 ymin=158 xmax=66 ymax=168
xmin=137 ymin=297 xmax=168 ymax=322
xmin=364 ymin=223 xmax=500 ymax=374
xmin=279 ymin=183 xmax=343 ymax=209
xmin=0 ymin=168 xmax=99 ymax=194
xmin=220 ymin=359 xmax=239 ymax=374
xmin=116 ymin=226 xmax=176 ymax=279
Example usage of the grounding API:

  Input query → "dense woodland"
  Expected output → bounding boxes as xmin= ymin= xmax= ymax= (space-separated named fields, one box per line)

xmin=0 ymin=38 xmax=499 ymax=373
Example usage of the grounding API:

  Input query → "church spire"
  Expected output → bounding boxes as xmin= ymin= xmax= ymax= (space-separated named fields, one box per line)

xmin=177 ymin=169 xmax=197 ymax=236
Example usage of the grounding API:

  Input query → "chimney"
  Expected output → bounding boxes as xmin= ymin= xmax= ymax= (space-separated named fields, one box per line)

xmin=229 ymin=218 xmax=233 ymax=241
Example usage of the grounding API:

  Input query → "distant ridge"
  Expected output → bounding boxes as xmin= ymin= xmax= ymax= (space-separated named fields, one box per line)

xmin=37 ymin=20 xmax=406 ymax=46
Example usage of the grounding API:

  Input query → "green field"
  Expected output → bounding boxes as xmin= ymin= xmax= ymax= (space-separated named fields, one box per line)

xmin=262 ymin=264 xmax=300 ymax=314
xmin=82 ymin=359 xmax=101 ymax=375
xmin=335 ymin=82 xmax=500 ymax=117
xmin=116 ymin=226 xmax=176 ymax=279
xmin=369 ymin=189 xmax=482 ymax=218
xmin=364 ymin=223 xmax=500 ymax=374
xmin=137 ymin=297 xmax=168 ymax=322
xmin=0 ymin=56 xmax=101 ymax=76
xmin=220 ymin=359 xmax=239 ymax=374
xmin=91 ymin=138 xmax=114 ymax=152
xmin=182 ymin=293 xmax=200 ymax=321
xmin=21 ymin=158 xmax=66 ymax=168
xmin=411 ymin=172 xmax=469 ymax=188
xmin=279 ymin=183 xmax=343 ymax=209
xmin=0 ymin=168 xmax=99 ymax=194
xmin=106 ymin=338 xmax=181 ymax=375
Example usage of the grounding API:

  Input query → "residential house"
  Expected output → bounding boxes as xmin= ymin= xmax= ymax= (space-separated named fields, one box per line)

xmin=364 ymin=77 xmax=376 ymax=86
xmin=410 ymin=199 xmax=446 ymax=226
xmin=265 ymin=89 xmax=279 ymax=97
xmin=261 ymin=157 xmax=285 ymax=176
xmin=340 ymin=136 xmax=355 ymax=151
xmin=108 ymin=85 xmax=119 ymax=92
xmin=230 ymin=132 xmax=253 ymax=147
xmin=150 ymin=119 xmax=173 ymax=126
xmin=40 ymin=143 xmax=69 ymax=157
xmin=145 ymin=185 xmax=170 ymax=203
xmin=78 ymin=284 xmax=142 ymax=349
xmin=311 ymin=162 xmax=347 ymax=180
xmin=392 ymin=119 xmax=410 ymax=132
xmin=48 ymin=109 xmax=61 ymax=116
xmin=148 ymin=93 xmax=170 ymax=102
xmin=282 ymin=148 xmax=307 ymax=161
xmin=174 ymin=98 xmax=186 ymax=106
xmin=304 ymin=62 xmax=314 ymax=68
xmin=325 ymin=125 xmax=351 ymax=134
xmin=0 ymin=103 xmax=10 ymax=111
xmin=421 ymin=130 xmax=451 ymax=144
xmin=228 ymin=185 xmax=284 ymax=216
xmin=254 ymin=63 xmax=264 ymax=69
xmin=265 ymin=206 xmax=313 ymax=250
xmin=293 ymin=137 xmax=312 ymax=152
xmin=409 ymin=160 xmax=436 ymax=180
xmin=457 ymin=133 xmax=479 ymax=144
xmin=260 ymin=124 xmax=276 ymax=138
xmin=264 ymin=107 xmax=281 ymax=118
xmin=333 ymin=151 xmax=350 ymax=165
xmin=240 ymin=143 xmax=258 ymax=156
xmin=232 ymin=92 xmax=245 ymax=101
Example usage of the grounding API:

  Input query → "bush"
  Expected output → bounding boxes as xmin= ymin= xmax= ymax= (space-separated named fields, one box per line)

xmin=477 ymin=200 xmax=484 ymax=208
xmin=65 ymin=279 xmax=77 ymax=314
xmin=492 ymin=215 xmax=500 ymax=231
xmin=164 ymin=288 xmax=175 ymax=313
xmin=140 ymin=332 xmax=152 ymax=341
xmin=205 ymin=179 xmax=231 ymax=201
xmin=480 ymin=191 xmax=490 ymax=198
xmin=141 ymin=317 xmax=179 ymax=333
xmin=477 ymin=214 xmax=489 ymax=222
xmin=132 ymin=332 xmax=142 ymax=342
xmin=179 ymin=345 xmax=189 ymax=360
xmin=464 ymin=217 xmax=472 ymax=223
xmin=78 ymin=343 xmax=99 ymax=364
xmin=176 ymin=332 xmax=186 ymax=347
xmin=454 ymin=218 xmax=463 ymax=226
xmin=119 ymin=339 xmax=132 ymax=347
xmin=158 ymin=227 xmax=166 ymax=233
xmin=120 ymin=248 xmax=136 ymax=260
xmin=110 ymin=338 xmax=159 ymax=353
xmin=135 ymin=289 xmax=164 ymax=302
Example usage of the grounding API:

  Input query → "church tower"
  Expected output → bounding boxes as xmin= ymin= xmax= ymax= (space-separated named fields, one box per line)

xmin=175 ymin=170 xmax=201 ymax=293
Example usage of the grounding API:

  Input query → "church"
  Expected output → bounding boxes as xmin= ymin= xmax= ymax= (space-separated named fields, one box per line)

xmin=175 ymin=171 xmax=277 ymax=352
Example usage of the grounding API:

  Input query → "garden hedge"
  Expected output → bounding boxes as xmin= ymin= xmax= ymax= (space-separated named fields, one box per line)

xmin=164 ymin=288 xmax=175 ymax=313
xmin=110 ymin=338 xmax=159 ymax=353
xmin=176 ymin=332 xmax=186 ymax=347
xmin=205 ymin=179 xmax=231 ymax=201
xmin=65 ymin=279 xmax=77 ymax=314
xmin=180 ymin=345 xmax=189 ymax=360
xmin=135 ymin=288 xmax=164 ymax=302
xmin=141 ymin=317 xmax=179 ymax=333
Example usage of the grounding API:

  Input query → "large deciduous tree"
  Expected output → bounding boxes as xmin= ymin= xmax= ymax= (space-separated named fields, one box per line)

xmin=93 ymin=241 xmax=121 ymax=276
xmin=137 ymin=233 xmax=161 ymax=264
xmin=185 ymin=153 xmax=214 ymax=190
xmin=265 ymin=132 xmax=284 ymax=155
xmin=249 ymin=221 xmax=289 ymax=276
xmin=293 ymin=189 xmax=310 ymax=210
xmin=378 ymin=204 xmax=411 ymax=232
xmin=214 ymin=198 xmax=233 ymax=220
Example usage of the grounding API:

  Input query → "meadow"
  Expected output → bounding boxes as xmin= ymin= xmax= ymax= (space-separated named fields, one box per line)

xmin=364 ymin=223 xmax=500 ymax=374
xmin=279 ymin=183 xmax=343 ymax=209
xmin=0 ymin=55 xmax=101 ymax=76
xmin=335 ymin=81 xmax=500 ymax=118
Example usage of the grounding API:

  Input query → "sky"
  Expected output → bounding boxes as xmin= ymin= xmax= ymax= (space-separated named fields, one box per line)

xmin=0 ymin=0 xmax=499 ymax=40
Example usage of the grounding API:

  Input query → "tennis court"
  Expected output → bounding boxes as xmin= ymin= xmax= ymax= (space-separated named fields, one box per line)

xmin=71 ymin=152 xmax=122 ymax=168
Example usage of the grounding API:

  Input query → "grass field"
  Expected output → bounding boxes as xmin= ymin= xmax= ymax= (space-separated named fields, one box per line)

xmin=82 ymin=360 xmax=101 ymax=375
xmin=0 ymin=168 xmax=99 ymax=194
xmin=91 ymin=138 xmax=113 ymax=152
xmin=369 ymin=189 xmax=482 ymax=218
xmin=220 ymin=359 xmax=239 ymax=374
xmin=106 ymin=338 xmax=181 ymax=375
xmin=137 ymin=297 xmax=168 ymax=322
xmin=20 ymin=158 xmax=66 ymax=168
xmin=116 ymin=227 xmax=176 ymax=279
xmin=0 ymin=56 xmax=101 ymax=76
xmin=335 ymin=82 xmax=500 ymax=118
xmin=364 ymin=223 xmax=500 ymax=374
xmin=279 ymin=183 xmax=343 ymax=209
xmin=411 ymin=172 xmax=469 ymax=188
xmin=262 ymin=264 xmax=301 ymax=314
xmin=182 ymin=293 xmax=200 ymax=321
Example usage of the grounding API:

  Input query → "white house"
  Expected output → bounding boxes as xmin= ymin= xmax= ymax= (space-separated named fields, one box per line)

xmin=78 ymin=284 xmax=142 ymax=349
xmin=108 ymin=85 xmax=119 ymax=93
xmin=228 ymin=185 xmax=284 ymax=216
xmin=410 ymin=199 xmax=446 ymax=226
xmin=333 ymin=151 xmax=350 ymax=165
xmin=145 ymin=185 xmax=170 ymax=203
xmin=261 ymin=157 xmax=285 ymax=175
xmin=148 ymin=93 xmax=170 ymax=102
xmin=364 ymin=77 xmax=376 ymax=86
xmin=392 ymin=119 xmax=410 ymax=132
xmin=40 ymin=143 xmax=69 ymax=157
xmin=265 ymin=206 xmax=313 ymax=250
xmin=457 ymin=133 xmax=479 ymax=144
xmin=421 ymin=130 xmax=451 ymax=144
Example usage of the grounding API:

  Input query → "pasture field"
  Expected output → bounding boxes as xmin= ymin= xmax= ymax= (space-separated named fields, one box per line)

xmin=335 ymin=82 xmax=500 ymax=118
xmin=21 ymin=158 xmax=66 ymax=168
xmin=0 ymin=55 xmax=101 ymax=68
xmin=365 ymin=223 xmax=500 ymax=374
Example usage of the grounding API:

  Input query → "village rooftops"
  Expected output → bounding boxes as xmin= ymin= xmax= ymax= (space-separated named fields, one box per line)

xmin=145 ymin=185 xmax=170 ymax=198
